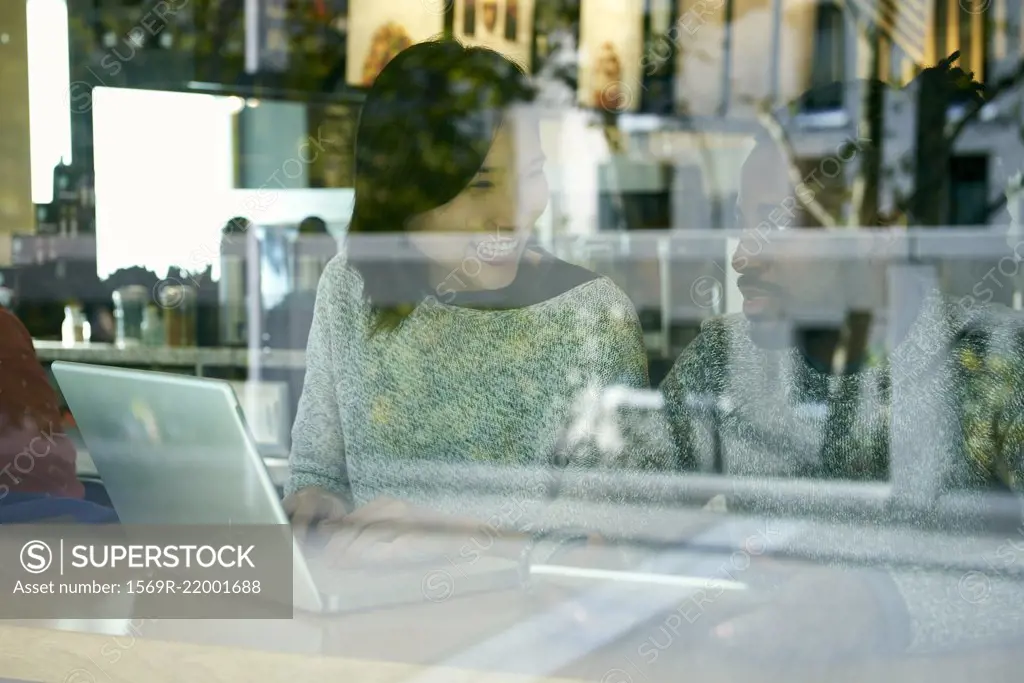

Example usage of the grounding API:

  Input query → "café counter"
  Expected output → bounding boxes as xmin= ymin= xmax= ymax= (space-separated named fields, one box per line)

xmin=33 ymin=340 xmax=308 ymax=375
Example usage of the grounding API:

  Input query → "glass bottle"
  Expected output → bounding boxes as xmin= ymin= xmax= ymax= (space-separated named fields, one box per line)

xmin=61 ymin=303 xmax=91 ymax=347
xmin=112 ymin=285 xmax=148 ymax=347
xmin=141 ymin=304 xmax=164 ymax=346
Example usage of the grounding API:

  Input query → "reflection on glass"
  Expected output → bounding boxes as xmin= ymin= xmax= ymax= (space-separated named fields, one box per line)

xmin=158 ymin=283 xmax=197 ymax=348
xmin=464 ymin=0 xmax=477 ymax=36
xmin=505 ymin=0 xmax=518 ymax=41
xmin=112 ymin=285 xmax=147 ymax=347
xmin=482 ymin=0 xmax=498 ymax=35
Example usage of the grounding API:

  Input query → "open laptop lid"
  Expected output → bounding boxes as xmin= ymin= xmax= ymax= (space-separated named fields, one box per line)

xmin=50 ymin=362 xmax=287 ymax=527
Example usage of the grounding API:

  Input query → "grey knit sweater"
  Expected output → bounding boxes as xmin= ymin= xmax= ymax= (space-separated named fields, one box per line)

xmin=660 ymin=290 xmax=1024 ymax=654
xmin=286 ymin=251 xmax=654 ymax=534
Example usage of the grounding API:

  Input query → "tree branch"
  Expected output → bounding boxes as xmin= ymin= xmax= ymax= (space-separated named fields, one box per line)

xmin=969 ymin=193 xmax=1012 ymax=227
xmin=946 ymin=56 xmax=1024 ymax=144
xmin=754 ymin=104 xmax=839 ymax=228
xmin=852 ymin=25 xmax=884 ymax=228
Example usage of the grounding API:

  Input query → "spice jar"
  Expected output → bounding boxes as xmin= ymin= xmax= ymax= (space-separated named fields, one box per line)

xmin=158 ymin=283 xmax=197 ymax=347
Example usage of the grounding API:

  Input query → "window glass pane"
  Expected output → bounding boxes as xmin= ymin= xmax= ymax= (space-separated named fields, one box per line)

xmin=6 ymin=0 xmax=1024 ymax=672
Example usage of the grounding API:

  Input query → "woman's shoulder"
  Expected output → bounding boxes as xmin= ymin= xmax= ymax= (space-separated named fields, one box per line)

xmin=515 ymin=254 xmax=641 ymax=340
xmin=534 ymin=255 xmax=636 ymax=314
xmin=304 ymin=256 xmax=374 ymax=343
xmin=321 ymin=253 xmax=363 ymax=288
xmin=524 ymin=250 xmax=600 ymax=291
xmin=316 ymin=255 xmax=370 ymax=309
xmin=525 ymin=250 xmax=626 ymax=300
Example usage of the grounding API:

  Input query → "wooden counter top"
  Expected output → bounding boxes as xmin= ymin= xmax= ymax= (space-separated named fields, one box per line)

xmin=3 ymin=607 xmax=1022 ymax=683
xmin=0 ymin=622 xmax=585 ymax=683
xmin=3 ymin=541 xmax=1023 ymax=683
xmin=3 ymin=511 xmax=1023 ymax=683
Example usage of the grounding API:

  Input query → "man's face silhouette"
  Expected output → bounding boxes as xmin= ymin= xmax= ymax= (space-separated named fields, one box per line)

xmin=733 ymin=142 xmax=859 ymax=348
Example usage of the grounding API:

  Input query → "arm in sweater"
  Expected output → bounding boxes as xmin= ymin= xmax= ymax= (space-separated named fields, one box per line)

xmin=879 ymin=321 xmax=1024 ymax=654
xmin=657 ymin=317 xmax=726 ymax=473
xmin=285 ymin=258 xmax=353 ymax=503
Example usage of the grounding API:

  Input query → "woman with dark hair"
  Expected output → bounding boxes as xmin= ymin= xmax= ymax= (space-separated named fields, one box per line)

xmin=284 ymin=40 xmax=651 ymax=563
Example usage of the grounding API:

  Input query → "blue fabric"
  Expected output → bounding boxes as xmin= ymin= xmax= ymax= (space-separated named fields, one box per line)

xmin=0 ymin=492 xmax=119 ymax=524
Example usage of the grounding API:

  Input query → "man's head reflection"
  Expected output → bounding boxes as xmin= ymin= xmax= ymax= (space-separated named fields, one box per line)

xmin=349 ymin=40 xmax=548 ymax=327
xmin=732 ymin=137 xmax=876 ymax=351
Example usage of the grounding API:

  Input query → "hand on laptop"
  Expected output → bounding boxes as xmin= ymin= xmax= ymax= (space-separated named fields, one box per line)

xmin=283 ymin=487 xmax=349 ymax=545
xmin=320 ymin=496 xmax=467 ymax=568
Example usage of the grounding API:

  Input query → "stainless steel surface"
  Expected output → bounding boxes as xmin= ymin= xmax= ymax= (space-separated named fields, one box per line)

xmin=34 ymin=340 xmax=307 ymax=370
xmin=220 ymin=233 xmax=250 ymax=347
xmin=310 ymin=556 xmax=522 ymax=615
xmin=350 ymin=460 xmax=1023 ymax=535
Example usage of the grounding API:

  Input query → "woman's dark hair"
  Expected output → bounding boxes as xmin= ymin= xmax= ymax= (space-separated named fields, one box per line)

xmin=346 ymin=40 xmax=536 ymax=334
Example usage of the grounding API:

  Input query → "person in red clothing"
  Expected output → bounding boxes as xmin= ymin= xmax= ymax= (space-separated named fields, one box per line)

xmin=0 ymin=308 xmax=83 ymax=500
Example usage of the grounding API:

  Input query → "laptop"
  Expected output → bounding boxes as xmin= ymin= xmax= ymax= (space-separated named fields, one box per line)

xmin=50 ymin=361 xmax=521 ymax=614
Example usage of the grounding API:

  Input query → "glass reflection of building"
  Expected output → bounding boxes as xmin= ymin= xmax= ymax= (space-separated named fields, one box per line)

xmin=10 ymin=0 xmax=1023 ymax=365
xmin=53 ymin=1 xmax=1024 ymax=236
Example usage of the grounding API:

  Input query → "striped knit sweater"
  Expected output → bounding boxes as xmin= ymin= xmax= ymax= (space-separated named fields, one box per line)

xmin=286 ymin=250 xmax=656 ymax=536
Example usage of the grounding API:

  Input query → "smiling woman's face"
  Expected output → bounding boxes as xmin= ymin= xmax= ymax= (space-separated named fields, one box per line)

xmin=409 ymin=116 xmax=549 ymax=288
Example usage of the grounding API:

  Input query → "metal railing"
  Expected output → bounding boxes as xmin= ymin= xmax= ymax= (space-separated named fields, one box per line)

xmin=11 ymin=229 xmax=1024 ymax=556
xmin=362 ymin=463 xmax=1023 ymax=537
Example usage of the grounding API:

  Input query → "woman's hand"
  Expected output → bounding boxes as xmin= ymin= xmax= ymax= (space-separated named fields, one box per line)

xmin=319 ymin=497 xmax=536 ymax=568
xmin=282 ymin=487 xmax=349 ymax=545
xmin=320 ymin=497 xmax=464 ymax=568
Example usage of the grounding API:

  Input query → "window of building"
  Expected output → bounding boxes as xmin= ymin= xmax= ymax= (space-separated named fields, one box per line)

xmin=949 ymin=155 xmax=988 ymax=225
xmin=803 ymin=2 xmax=845 ymax=111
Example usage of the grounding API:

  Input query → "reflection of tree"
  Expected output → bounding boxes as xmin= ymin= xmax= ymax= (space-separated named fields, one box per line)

xmin=751 ymin=27 xmax=1024 ymax=374
xmin=187 ymin=0 xmax=340 ymax=90
xmin=187 ymin=0 xmax=245 ymax=84
xmin=757 ymin=59 xmax=1023 ymax=231
xmin=913 ymin=54 xmax=1024 ymax=226
xmin=284 ymin=0 xmax=344 ymax=91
